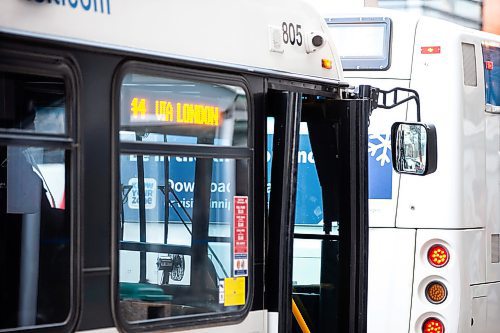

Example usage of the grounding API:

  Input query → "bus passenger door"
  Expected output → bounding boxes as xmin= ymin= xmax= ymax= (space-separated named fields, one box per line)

xmin=266 ymin=86 xmax=370 ymax=333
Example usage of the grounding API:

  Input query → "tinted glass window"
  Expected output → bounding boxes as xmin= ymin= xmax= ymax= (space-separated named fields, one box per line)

xmin=0 ymin=145 xmax=70 ymax=329
xmin=0 ymin=68 xmax=72 ymax=330
xmin=119 ymin=154 xmax=249 ymax=321
xmin=483 ymin=43 xmax=500 ymax=113
xmin=0 ymin=73 xmax=67 ymax=135
xmin=118 ymin=71 xmax=251 ymax=326
xmin=120 ymin=74 xmax=248 ymax=146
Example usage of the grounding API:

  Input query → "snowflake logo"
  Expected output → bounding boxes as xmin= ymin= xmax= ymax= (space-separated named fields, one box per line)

xmin=368 ymin=134 xmax=391 ymax=166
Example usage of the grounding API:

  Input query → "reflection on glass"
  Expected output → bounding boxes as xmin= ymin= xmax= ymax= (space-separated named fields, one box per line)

xmin=289 ymin=119 xmax=340 ymax=333
xmin=394 ymin=124 xmax=427 ymax=175
xmin=294 ymin=123 xmax=324 ymax=230
xmin=0 ymin=145 xmax=70 ymax=329
xmin=330 ymin=25 xmax=386 ymax=58
xmin=119 ymin=153 xmax=248 ymax=322
xmin=120 ymin=74 xmax=248 ymax=146
xmin=267 ymin=120 xmax=328 ymax=235
xmin=0 ymin=72 xmax=67 ymax=135
xmin=482 ymin=44 xmax=500 ymax=113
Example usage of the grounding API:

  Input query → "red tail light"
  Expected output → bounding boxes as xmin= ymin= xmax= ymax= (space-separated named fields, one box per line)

xmin=428 ymin=244 xmax=449 ymax=267
xmin=422 ymin=317 xmax=445 ymax=333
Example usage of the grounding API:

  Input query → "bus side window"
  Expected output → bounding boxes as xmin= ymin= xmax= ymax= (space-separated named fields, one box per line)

xmin=117 ymin=70 xmax=251 ymax=327
xmin=482 ymin=43 xmax=500 ymax=114
xmin=0 ymin=70 xmax=72 ymax=330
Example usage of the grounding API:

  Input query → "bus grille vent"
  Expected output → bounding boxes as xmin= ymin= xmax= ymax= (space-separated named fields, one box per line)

xmin=462 ymin=43 xmax=477 ymax=87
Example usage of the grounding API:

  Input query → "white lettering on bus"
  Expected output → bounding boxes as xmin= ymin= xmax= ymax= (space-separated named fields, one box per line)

xmin=167 ymin=180 xmax=232 ymax=193
xmin=267 ymin=150 xmax=315 ymax=163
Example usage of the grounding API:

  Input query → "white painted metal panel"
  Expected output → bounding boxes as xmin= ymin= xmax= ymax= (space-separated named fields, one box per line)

xmin=315 ymin=7 xmax=500 ymax=333
xmin=485 ymin=114 xmax=500 ymax=282
xmin=471 ymin=296 xmax=487 ymax=332
xmin=267 ymin=311 xmax=278 ymax=333
xmin=308 ymin=0 xmax=365 ymax=12
xmin=471 ymin=279 xmax=488 ymax=333
xmin=409 ymin=229 xmax=485 ymax=333
xmin=485 ymin=282 xmax=500 ymax=333
xmin=0 ymin=0 xmax=343 ymax=82
xmin=459 ymin=34 xmax=487 ymax=231
xmin=348 ymin=78 xmax=410 ymax=227
xmin=78 ymin=310 xmax=267 ymax=333
xmin=367 ymin=228 xmax=415 ymax=333
xmin=397 ymin=20 xmax=476 ymax=228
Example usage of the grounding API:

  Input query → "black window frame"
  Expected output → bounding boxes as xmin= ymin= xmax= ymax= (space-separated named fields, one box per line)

xmin=112 ymin=60 xmax=255 ymax=332
xmin=0 ymin=43 xmax=80 ymax=333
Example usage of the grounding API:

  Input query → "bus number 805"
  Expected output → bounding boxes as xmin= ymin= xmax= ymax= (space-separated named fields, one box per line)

xmin=282 ymin=22 xmax=303 ymax=46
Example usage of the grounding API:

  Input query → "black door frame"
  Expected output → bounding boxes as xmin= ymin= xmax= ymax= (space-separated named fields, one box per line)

xmin=265 ymin=82 xmax=369 ymax=333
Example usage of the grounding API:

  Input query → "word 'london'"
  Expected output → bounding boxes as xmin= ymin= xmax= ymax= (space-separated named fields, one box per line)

xmin=130 ymin=97 xmax=221 ymax=127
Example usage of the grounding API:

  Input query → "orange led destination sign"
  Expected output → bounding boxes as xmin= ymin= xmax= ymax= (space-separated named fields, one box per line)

xmin=130 ymin=97 xmax=221 ymax=127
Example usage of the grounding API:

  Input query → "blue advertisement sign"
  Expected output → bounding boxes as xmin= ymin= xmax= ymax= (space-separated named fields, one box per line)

xmin=368 ymin=133 xmax=392 ymax=200
xmin=121 ymin=131 xmax=393 ymax=226
xmin=266 ymin=134 xmax=324 ymax=225
xmin=120 ymin=153 xmax=234 ymax=224
xmin=266 ymin=132 xmax=393 ymax=226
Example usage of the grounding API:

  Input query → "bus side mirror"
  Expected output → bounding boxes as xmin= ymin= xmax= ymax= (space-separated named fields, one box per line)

xmin=391 ymin=122 xmax=437 ymax=176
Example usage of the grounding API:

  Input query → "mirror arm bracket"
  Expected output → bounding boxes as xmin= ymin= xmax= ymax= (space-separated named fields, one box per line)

xmin=359 ymin=85 xmax=421 ymax=122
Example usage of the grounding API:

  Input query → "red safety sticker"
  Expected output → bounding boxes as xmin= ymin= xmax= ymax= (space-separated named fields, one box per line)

xmin=421 ymin=46 xmax=441 ymax=54
xmin=233 ymin=196 xmax=248 ymax=277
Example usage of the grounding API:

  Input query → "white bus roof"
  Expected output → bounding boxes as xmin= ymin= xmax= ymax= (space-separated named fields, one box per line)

xmin=0 ymin=0 xmax=344 ymax=83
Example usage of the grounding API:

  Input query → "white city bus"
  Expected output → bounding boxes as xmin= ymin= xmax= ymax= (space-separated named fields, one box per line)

xmin=0 ymin=1 xmax=436 ymax=333
xmin=317 ymin=8 xmax=500 ymax=333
